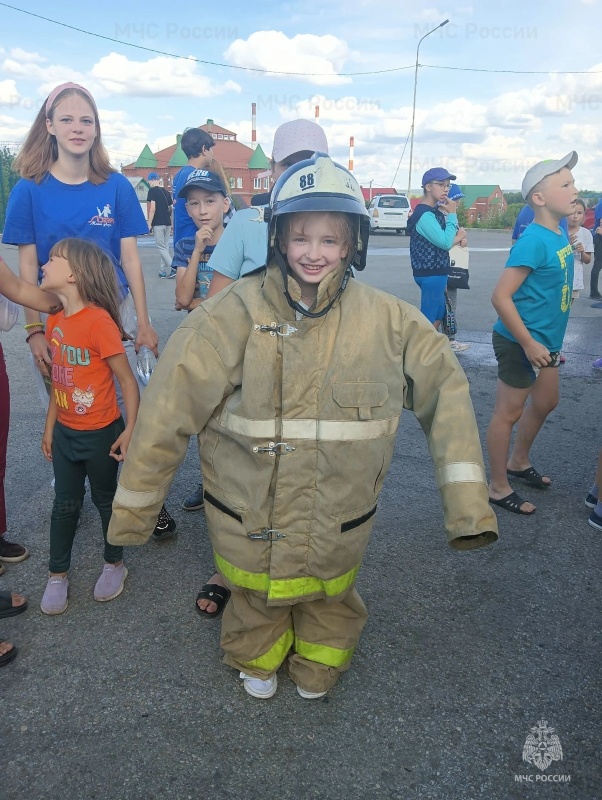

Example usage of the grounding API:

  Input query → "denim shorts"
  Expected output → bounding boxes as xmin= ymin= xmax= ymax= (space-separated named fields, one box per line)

xmin=492 ymin=331 xmax=560 ymax=389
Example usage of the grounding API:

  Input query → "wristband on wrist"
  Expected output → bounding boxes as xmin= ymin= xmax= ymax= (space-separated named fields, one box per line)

xmin=26 ymin=329 xmax=45 ymax=343
xmin=24 ymin=322 xmax=44 ymax=330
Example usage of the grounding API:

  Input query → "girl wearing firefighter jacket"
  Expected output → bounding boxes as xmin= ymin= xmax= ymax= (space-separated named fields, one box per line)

xmin=108 ymin=154 xmax=498 ymax=700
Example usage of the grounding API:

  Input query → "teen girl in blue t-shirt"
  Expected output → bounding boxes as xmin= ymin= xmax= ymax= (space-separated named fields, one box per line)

xmin=3 ymin=82 xmax=157 ymax=385
xmin=3 ymin=81 xmax=176 ymax=538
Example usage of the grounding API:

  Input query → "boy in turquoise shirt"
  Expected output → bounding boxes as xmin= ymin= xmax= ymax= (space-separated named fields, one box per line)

xmin=487 ymin=152 xmax=577 ymax=515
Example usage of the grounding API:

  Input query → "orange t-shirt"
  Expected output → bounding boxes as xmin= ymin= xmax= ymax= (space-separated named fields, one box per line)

xmin=46 ymin=306 xmax=125 ymax=431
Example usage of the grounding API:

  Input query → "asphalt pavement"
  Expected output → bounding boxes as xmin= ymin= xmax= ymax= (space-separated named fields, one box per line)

xmin=0 ymin=231 xmax=600 ymax=800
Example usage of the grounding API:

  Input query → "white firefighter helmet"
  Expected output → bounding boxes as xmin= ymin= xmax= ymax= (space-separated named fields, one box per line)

xmin=268 ymin=152 xmax=370 ymax=273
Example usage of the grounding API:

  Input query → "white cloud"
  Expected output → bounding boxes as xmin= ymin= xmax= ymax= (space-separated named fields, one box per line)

xmin=96 ymin=108 xmax=150 ymax=166
xmin=0 ymin=80 xmax=19 ymax=107
xmin=0 ymin=57 xmax=89 ymax=91
xmin=0 ymin=113 xmax=30 ymax=142
xmin=9 ymin=48 xmax=46 ymax=64
xmin=559 ymin=123 xmax=599 ymax=148
xmin=224 ymin=31 xmax=353 ymax=86
xmin=90 ymin=53 xmax=241 ymax=98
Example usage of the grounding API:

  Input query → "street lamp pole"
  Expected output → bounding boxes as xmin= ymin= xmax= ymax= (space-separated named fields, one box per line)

xmin=369 ymin=179 xmax=373 ymax=202
xmin=407 ymin=19 xmax=449 ymax=198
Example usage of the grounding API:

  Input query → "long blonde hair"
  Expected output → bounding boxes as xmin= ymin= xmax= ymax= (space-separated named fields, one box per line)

xmin=49 ymin=238 xmax=130 ymax=340
xmin=13 ymin=85 xmax=114 ymax=184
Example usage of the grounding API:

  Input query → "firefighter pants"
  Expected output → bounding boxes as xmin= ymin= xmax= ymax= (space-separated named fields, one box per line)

xmin=220 ymin=587 xmax=368 ymax=694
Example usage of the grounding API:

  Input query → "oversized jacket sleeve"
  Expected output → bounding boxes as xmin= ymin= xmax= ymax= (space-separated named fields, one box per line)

xmin=108 ymin=308 xmax=239 ymax=547
xmin=400 ymin=304 xmax=498 ymax=550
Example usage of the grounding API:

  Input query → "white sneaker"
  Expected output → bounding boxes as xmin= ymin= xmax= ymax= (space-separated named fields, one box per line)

xmin=449 ymin=340 xmax=470 ymax=352
xmin=296 ymin=685 xmax=327 ymax=700
xmin=239 ymin=671 xmax=278 ymax=699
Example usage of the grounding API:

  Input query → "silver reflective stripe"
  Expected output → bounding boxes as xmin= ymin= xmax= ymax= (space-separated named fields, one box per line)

xmin=284 ymin=417 xmax=399 ymax=441
xmin=114 ymin=483 xmax=165 ymax=508
xmin=436 ymin=462 xmax=486 ymax=488
xmin=220 ymin=408 xmax=399 ymax=441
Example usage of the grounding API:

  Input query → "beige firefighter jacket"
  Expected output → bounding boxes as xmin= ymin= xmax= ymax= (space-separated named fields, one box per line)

xmin=108 ymin=262 xmax=498 ymax=605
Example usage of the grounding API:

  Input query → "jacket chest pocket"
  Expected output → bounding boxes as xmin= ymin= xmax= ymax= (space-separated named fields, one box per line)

xmin=332 ymin=382 xmax=389 ymax=420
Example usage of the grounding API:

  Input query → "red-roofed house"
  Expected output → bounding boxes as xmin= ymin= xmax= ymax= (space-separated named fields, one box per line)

xmin=122 ymin=120 xmax=270 ymax=205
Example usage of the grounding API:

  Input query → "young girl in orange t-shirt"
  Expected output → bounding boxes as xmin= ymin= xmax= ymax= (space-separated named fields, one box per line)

xmin=39 ymin=238 xmax=139 ymax=615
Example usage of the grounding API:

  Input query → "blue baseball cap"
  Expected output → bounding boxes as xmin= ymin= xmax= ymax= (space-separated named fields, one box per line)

xmin=448 ymin=183 xmax=464 ymax=200
xmin=147 ymin=172 xmax=160 ymax=181
xmin=178 ymin=169 xmax=227 ymax=198
xmin=421 ymin=167 xmax=457 ymax=187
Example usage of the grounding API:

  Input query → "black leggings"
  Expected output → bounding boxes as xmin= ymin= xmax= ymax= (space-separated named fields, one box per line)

xmin=590 ymin=233 xmax=602 ymax=297
xmin=49 ymin=418 xmax=125 ymax=573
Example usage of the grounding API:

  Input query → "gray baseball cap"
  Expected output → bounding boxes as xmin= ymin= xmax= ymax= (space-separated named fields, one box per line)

xmin=521 ymin=151 xmax=578 ymax=200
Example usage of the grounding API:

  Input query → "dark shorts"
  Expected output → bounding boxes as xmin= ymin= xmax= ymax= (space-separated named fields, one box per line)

xmin=492 ymin=331 xmax=560 ymax=389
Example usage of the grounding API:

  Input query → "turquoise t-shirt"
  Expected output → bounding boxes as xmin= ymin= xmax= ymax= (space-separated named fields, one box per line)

xmin=207 ymin=207 xmax=268 ymax=280
xmin=494 ymin=223 xmax=573 ymax=352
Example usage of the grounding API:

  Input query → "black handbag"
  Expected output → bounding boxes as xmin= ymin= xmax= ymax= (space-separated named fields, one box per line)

xmin=447 ymin=265 xmax=470 ymax=290
xmin=447 ymin=245 xmax=470 ymax=290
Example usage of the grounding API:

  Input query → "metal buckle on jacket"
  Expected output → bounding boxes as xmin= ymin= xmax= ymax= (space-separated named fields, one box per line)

xmin=247 ymin=528 xmax=286 ymax=541
xmin=252 ymin=441 xmax=296 ymax=457
xmin=254 ymin=323 xmax=298 ymax=337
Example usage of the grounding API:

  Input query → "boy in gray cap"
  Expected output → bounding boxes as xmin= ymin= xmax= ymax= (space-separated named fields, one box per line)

xmin=487 ymin=152 xmax=577 ymax=515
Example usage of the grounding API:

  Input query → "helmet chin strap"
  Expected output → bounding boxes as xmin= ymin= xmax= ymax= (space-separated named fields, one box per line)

xmin=274 ymin=248 xmax=353 ymax=319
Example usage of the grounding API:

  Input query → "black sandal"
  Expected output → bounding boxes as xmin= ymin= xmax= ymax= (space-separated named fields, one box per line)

xmin=0 ymin=639 xmax=17 ymax=667
xmin=489 ymin=491 xmax=535 ymax=515
xmin=195 ymin=583 xmax=231 ymax=619
xmin=0 ymin=589 xmax=28 ymax=619
xmin=507 ymin=466 xmax=551 ymax=489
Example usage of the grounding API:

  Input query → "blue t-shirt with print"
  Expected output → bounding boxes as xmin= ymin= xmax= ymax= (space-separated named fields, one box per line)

xmin=172 ymin=238 xmax=215 ymax=300
xmin=494 ymin=223 xmax=574 ymax=352
xmin=2 ymin=172 xmax=147 ymax=295
xmin=207 ymin=206 xmax=268 ymax=280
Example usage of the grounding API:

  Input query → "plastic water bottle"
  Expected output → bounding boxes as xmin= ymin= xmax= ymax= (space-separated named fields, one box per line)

xmin=198 ymin=273 xmax=212 ymax=300
xmin=136 ymin=346 xmax=157 ymax=386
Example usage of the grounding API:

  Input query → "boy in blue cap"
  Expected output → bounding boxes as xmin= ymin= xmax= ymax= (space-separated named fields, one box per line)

xmin=172 ymin=170 xmax=230 ymax=313
xmin=406 ymin=168 xmax=467 ymax=330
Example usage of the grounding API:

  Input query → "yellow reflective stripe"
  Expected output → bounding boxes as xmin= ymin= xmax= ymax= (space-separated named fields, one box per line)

xmin=436 ymin=462 xmax=486 ymax=489
xmin=219 ymin=408 xmax=399 ymax=442
xmin=214 ymin=551 xmax=269 ymax=592
xmin=214 ymin=551 xmax=359 ymax=600
xmin=114 ymin=483 xmax=165 ymax=508
xmin=242 ymin=628 xmax=294 ymax=672
xmin=294 ymin=636 xmax=355 ymax=668
xmin=268 ymin=566 xmax=360 ymax=600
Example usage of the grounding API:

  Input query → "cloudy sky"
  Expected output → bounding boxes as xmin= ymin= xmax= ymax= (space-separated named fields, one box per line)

xmin=1 ymin=0 xmax=601 ymax=192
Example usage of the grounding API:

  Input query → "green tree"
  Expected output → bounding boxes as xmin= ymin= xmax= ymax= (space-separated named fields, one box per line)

xmin=503 ymin=191 xmax=523 ymax=205
xmin=0 ymin=148 xmax=19 ymax=231
xmin=456 ymin=203 xmax=468 ymax=227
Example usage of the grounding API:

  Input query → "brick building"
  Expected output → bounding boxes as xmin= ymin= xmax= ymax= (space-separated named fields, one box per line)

xmin=122 ymin=120 xmax=270 ymax=206
xmin=457 ymin=185 xmax=506 ymax=223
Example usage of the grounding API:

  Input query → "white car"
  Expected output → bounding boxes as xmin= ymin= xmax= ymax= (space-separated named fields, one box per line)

xmin=368 ymin=194 xmax=410 ymax=234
